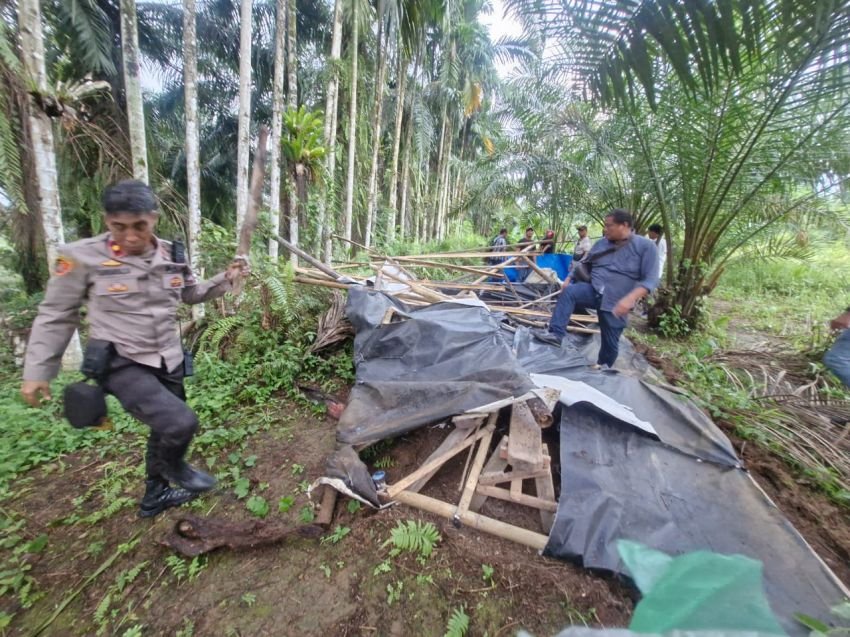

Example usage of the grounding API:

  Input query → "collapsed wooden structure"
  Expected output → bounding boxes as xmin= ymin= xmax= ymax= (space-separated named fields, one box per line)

xmin=387 ymin=388 xmax=562 ymax=549
xmin=286 ymin=235 xmax=598 ymax=335
xmin=279 ymin=235 xmax=582 ymax=545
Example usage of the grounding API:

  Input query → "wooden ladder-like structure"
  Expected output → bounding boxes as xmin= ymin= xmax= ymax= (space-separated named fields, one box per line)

xmin=384 ymin=388 xmax=560 ymax=548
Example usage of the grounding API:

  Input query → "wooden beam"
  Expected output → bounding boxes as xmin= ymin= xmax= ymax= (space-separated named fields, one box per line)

xmin=393 ymin=490 xmax=549 ymax=550
xmin=386 ymin=425 xmax=494 ymax=498
xmin=455 ymin=414 xmax=497 ymax=518
xmin=474 ymin=486 xmax=558 ymax=512
xmin=407 ymin=426 xmax=475 ymax=493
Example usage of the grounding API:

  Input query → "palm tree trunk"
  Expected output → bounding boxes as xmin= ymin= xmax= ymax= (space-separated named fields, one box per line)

xmin=386 ymin=44 xmax=406 ymax=243
xmin=19 ymin=0 xmax=82 ymax=369
xmin=364 ymin=2 xmax=388 ymax=250
xmin=183 ymin=0 xmax=204 ymax=320
xmin=120 ymin=0 xmax=148 ymax=182
xmin=398 ymin=110 xmax=413 ymax=240
xmin=286 ymin=0 xmax=298 ymax=266
xmin=320 ymin=0 xmax=344 ymax=263
xmin=268 ymin=0 xmax=286 ymax=262
xmin=343 ymin=0 xmax=359 ymax=250
xmin=235 ymin=0 xmax=253 ymax=236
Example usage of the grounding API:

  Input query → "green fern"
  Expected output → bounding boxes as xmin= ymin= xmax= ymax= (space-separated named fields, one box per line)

xmin=382 ymin=520 xmax=442 ymax=559
xmin=444 ymin=606 xmax=470 ymax=637
xmin=115 ymin=560 xmax=148 ymax=592
xmin=199 ymin=315 xmax=242 ymax=352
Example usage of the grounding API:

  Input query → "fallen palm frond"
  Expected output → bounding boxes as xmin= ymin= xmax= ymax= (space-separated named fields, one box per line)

xmin=709 ymin=349 xmax=850 ymax=498
xmin=310 ymin=291 xmax=354 ymax=353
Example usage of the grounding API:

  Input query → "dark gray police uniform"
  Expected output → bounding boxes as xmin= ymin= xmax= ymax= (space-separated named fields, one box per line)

xmin=23 ymin=233 xmax=232 ymax=480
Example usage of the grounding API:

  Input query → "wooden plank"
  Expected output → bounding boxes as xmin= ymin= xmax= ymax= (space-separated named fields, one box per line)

xmin=469 ymin=439 xmax=509 ymax=513
xmin=478 ymin=463 xmax=551 ymax=486
xmin=474 ymin=485 xmax=558 ymax=513
xmin=452 ymin=414 xmax=487 ymax=429
xmin=386 ymin=425 xmax=494 ymax=498
xmin=455 ymin=415 xmax=497 ymax=517
xmin=507 ymin=402 xmax=544 ymax=470
xmin=534 ymin=460 xmax=557 ymax=533
xmin=407 ymin=426 xmax=475 ymax=493
xmin=393 ymin=490 xmax=549 ymax=550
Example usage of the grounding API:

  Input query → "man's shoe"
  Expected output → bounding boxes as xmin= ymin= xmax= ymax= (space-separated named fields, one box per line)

xmin=531 ymin=328 xmax=563 ymax=347
xmin=139 ymin=479 xmax=197 ymax=518
xmin=161 ymin=460 xmax=217 ymax=493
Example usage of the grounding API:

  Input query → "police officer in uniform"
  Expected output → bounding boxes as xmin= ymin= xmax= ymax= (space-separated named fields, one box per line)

xmin=21 ymin=180 xmax=248 ymax=517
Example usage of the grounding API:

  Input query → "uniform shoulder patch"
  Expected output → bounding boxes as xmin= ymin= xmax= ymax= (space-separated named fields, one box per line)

xmin=101 ymin=259 xmax=123 ymax=267
xmin=53 ymin=255 xmax=75 ymax=276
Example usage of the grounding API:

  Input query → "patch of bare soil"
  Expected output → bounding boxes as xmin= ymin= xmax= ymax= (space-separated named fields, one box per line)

xmin=2 ymin=400 xmax=631 ymax=637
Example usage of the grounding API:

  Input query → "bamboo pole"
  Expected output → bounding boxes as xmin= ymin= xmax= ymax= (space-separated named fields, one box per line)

xmin=393 ymin=490 xmax=549 ymax=550
xmin=455 ymin=414 xmax=497 ymax=518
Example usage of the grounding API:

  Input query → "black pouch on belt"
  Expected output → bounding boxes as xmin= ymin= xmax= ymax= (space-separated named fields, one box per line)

xmin=81 ymin=339 xmax=114 ymax=381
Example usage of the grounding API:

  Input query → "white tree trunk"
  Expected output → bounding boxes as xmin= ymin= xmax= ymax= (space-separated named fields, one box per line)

xmin=343 ymin=0 xmax=359 ymax=249
xmin=19 ymin=0 xmax=82 ymax=369
xmin=286 ymin=0 xmax=298 ymax=266
xmin=120 ymin=0 xmax=148 ymax=182
xmin=183 ymin=0 xmax=204 ymax=320
xmin=386 ymin=47 xmax=406 ymax=243
xmin=319 ymin=0 xmax=344 ymax=263
xmin=398 ymin=107 xmax=414 ymax=240
xmin=268 ymin=0 xmax=286 ymax=262
xmin=235 ymin=0 xmax=253 ymax=237
xmin=364 ymin=8 xmax=387 ymax=250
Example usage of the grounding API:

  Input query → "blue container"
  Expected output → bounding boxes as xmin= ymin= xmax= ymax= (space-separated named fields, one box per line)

xmin=503 ymin=253 xmax=572 ymax=283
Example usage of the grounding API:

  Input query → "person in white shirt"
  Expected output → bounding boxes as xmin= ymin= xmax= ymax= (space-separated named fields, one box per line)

xmin=573 ymin=225 xmax=592 ymax=261
xmin=648 ymin=224 xmax=667 ymax=280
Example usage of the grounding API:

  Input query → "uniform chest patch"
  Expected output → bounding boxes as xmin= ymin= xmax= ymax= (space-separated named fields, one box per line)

xmin=94 ymin=278 xmax=140 ymax=296
xmin=53 ymin=256 xmax=75 ymax=276
xmin=95 ymin=267 xmax=131 ymax=277
xmin=163 ymin=274 xmax=184 ymax=289
xmin=101 ymin=259 xmax=123 ymax=266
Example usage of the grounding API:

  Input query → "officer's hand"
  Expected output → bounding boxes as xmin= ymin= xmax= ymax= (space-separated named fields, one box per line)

xmin=613 ymin=298 xmax=634 ymax=318
xmin=225 ymin=256 xmax=251 ymax=282
xmin=21 ymin=380 xmax=51 ymax=407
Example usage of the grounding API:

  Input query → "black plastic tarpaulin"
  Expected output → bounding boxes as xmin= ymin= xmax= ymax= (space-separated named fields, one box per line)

xmin=336 ymin=290 xmax=848 ymax=634
xmin=338 ymin=287 xmax=534 ymax=446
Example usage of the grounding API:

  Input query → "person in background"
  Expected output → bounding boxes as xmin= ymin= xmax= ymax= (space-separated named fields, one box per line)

xmin=517 ymin=227 xmax=535 ymax=250
xmin=487 ymin=228 xmax=508 ymax=266
xmin=824 ymin=309 xmax=850 ymax=387
xmin=647 ymin=223 xmax=667 ymax=280
xmin=516 ymin=227 xmax=536 ymax=281
xmin=539 ymin=230 xmax=556 ymax=254
xmin=573 ymin=225 xmax=592 ymax=262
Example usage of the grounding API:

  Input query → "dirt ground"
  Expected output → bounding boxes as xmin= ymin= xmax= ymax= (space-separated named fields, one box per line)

xmin=1 ymin=401 xmax=632 ymax=637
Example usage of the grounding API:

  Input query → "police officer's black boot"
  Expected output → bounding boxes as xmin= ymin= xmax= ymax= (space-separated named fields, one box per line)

xmin=146 ymin=434 xmax=216 ymax=495
xmin=139 ymin=477 xmax=197 ymax=518
xmin=158 ymin=441 xmax=217 ymax=493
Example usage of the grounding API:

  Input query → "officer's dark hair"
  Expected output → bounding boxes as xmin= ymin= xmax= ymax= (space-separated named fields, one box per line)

xmin=525 ymin=226 xmax=534 ymax=233
xmin=606 ymin=208 xmax=633 ymax=227
xmin=648 ymin=223 xmax=664 ymax=235
xmin=102 ymin=180 xmax=158 ymax=215
xmin=499 ymin=228 xmax=507 ymax=235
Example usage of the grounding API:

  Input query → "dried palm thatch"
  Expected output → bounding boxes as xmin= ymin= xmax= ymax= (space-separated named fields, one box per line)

xmin=310 ymin=291 xmax=354 ymax=353
xmin=709 ymin=349 xmax=850 ymax=496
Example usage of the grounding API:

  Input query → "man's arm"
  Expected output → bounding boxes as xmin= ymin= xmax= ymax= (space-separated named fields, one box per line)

xmin=21 ymin=251 xmax=88 ymax=405
xmin=181 ymin=258 xmax=249 ymax=305
xmin=612 ymin=240 xmax=659 ymax=318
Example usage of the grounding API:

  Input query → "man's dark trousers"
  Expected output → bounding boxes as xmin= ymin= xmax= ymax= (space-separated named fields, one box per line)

xmin=101 ymin=355 xmax=198 ymax=479
xmin=548 ymin=282 xmax=627 ymax=367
